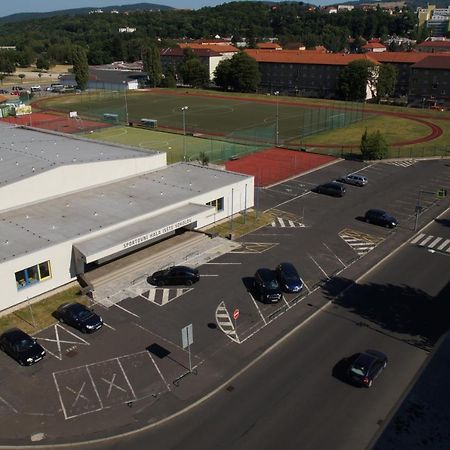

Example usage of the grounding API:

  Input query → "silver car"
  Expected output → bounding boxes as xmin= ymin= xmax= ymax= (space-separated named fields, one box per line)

xmin=337 ymin=174 xmax=368 ymax=187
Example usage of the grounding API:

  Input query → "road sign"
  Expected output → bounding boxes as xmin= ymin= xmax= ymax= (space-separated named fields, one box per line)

xmin=181 ymin=323 xmax=193 ymax=349
xmin=233 ymin=309 xmax=240 ymax=320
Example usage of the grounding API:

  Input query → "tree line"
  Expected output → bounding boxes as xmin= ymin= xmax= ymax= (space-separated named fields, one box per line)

xmin=0 ymin=2 xmax=420 ymax=67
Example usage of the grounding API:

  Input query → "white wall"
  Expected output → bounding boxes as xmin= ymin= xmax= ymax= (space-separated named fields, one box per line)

xmin=0 ymin=154 xmax=166 ymax=212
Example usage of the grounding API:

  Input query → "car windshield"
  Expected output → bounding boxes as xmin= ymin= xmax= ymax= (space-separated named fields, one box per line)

xmin=267 ymin=279 xmax=280 ymax=289
xmin=75 ymin=309 xmax=93 ymax=320
xmin=16 ymin=337 xmax=35 ymax=351
xmin=350 ymin=367 xmax=365 ymax=376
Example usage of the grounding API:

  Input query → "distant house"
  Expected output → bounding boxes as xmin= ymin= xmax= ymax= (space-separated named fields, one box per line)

xmin=178 ymin=42 xmax=239 ymax=59
xmin=256 ymin=42 xmax=282 ymax=50
xmin=361 ymin=42 xmax=387 ymax=53
xmin=285 ymin=42 xmax=306 ymax=51
xmin=118 ymin=27 xmax=136 ymax=33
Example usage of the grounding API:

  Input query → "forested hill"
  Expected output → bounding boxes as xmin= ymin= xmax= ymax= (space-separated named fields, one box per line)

xmin=0 ymin=3 xmax=173 ymax=24
xmin=0 ymin=1 xmax=419 ymax=66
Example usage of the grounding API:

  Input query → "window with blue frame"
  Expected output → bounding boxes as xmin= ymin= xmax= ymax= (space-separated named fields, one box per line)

xmin=15 ymin=261 xmax=52 ymax=290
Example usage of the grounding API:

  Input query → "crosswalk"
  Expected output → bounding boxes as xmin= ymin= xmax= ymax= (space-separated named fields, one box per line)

xmin=215 ymin=301 xmax=239 ymax=343
xmin=339 ymin=228 xmax=383 ymax=256
xmin=140 ymin=287 xmax=193 ymax=306
xmin=410 ymin=233 xmax=450 ymax=252
xmin=270 ymin=217 xmax=305 ymax=228
xmin=384 ymin=160 xmax=417 ymax=168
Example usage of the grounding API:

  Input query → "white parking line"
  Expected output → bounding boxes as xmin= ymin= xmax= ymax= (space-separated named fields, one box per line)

xmin=323 ymin=242 xmax=346 ymax=268
xmin=117 ymin=358 xmax=137 ymax=398
xmin=146 ymin=351 xmax=172 ymax=392
xmin=205 ymin=262 xmax=242 ymax=265
xmin=113 ymin=302 xmax=140 ymax=318
xmin=0 ymin=396 xmax=18 ymax=413
xmin=309 ymin=255 xmax=330 ymax=280
xmin=248 ymin=292 xmax=267 ymax=325
xmin=86 ymin=366 xmax=103 ymax=410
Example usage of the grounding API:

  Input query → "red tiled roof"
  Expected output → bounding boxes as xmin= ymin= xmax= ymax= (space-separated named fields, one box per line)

xmin=245 ymin=49 xmax=378 ymax=65
xmin=161 ymin=47 xmax=221 ymax=57
xmin=370 ymin=51 xmax=427 ymax=63
xmin=411 ymin=55 xmax=450 ymax=69
xmin=179 ymin=43 xmax=238 ymax=53
xmin=417 ymin=40 xmax=450 ymax=48
xmin=362 ymin=42 xmax=386 ymax=49
xmin=256 ymin=42 xmax=282 ymax=49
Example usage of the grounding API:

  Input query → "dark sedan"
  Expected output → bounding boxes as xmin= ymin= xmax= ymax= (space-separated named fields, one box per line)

xmin=314 ymin=181 xmax=346 ymax=197
xmin=347 ymin=350 xmax=388 ymax=388
xmin=275 ymin=262 xmax=303 ymax=293
xmin=148 ymin=265 xmax=200 ymax=286
xmin=0 ymin=328 xmax=46 ymax=366
xmin=55 ymin=302 xmax=103 ymax=333
xmin=364 ymin=209 xmax=398 ymax=228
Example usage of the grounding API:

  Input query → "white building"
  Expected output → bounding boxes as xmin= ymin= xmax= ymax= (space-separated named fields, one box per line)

xmin=0 ymin=122 xmax=254 ymax=312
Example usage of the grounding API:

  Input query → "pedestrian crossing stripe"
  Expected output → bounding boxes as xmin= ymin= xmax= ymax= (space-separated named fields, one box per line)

xmin=270 ymin=217 xmax=305 ymax=228
xmin=410 ymin=233 xmax=450 ymax=252
xmin=215 ymin=301 xmax=239 ymax=343
xmin=139 ymin=287 xmax=193 ymax=306
xmin=339 ymin=228 xmax=383 ymax=256
xmin=384 ymin=160 xmax=417 ymax=168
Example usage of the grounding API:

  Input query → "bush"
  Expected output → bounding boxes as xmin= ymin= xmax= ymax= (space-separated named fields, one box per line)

xmin=360 ymin=129 xmax=389 ymax=160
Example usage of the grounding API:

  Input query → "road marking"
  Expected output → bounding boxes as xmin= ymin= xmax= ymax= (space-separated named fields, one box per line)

xmin=205 ymin=262 xmax=242 ymax=265
xmin=420 ymin=235 xmax=434 ymax=246
xmin=200 ymin=274 xmax=219 ymax=277
xmin=438 ymin=239 xmax=450 ymax=250
xmin=0 ymin=396 xmax=18 ymax=413
xmin=117 ymin=358 xmax=137 ymax=398
xmin=309 ymin=255 xmax=330 ymax=280
xmin=38 ymin=324 xmax=89 ymax=360
xmin=87 ymin=366 xmax=104 ymax=410
xmin=411 ymin=233 xmax=425 ymax=244
xmin=140 ymin=287 xmax=193 ymax=306
xmin=323 ymin=242 xmax=346 ymax=268
xmin=146 ymin=351 xmax=171 ymax=391
xmin=339 ymin=228 xmax=383 ymax=256
xmin=428 ymin=237 xmax=442 ymax=248
xmin=113 ymin=302 xmax=140 ymax=318
xmin=248 ymin=292 xmax=267 ymax=325
xmin=215 ymin=301 xmax=239 ymax=343
xmin=232 ymin=242 xmax=278 ymax=254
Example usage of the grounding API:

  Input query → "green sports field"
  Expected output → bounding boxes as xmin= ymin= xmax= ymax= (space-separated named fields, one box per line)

xmin=37 ymin=90 xmax=368 ymax=147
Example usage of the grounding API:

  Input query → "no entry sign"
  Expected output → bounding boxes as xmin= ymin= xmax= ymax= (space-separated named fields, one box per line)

xmin=233 ymin=309 xmax=240 ymax=320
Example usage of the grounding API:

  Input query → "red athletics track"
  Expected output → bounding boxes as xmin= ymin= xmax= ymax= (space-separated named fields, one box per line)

xmin=1 ymin=112 xmax=110 ymax=133
xmin=225 ymin=148 xmax=336 ymax=187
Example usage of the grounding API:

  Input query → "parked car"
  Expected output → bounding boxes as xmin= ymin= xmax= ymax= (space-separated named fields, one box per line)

xmin=315 ymin=181 xmax=346 ymax=197
xmin=30 ymin=85 xmax=41 ymax=92
xmin=275 ymin=262 xmax=303 ymax=293
xmin=347 ymin=350 xmax=388 ymax=387
xmin=0 ymin=328 xmax=46 ymax=366
xmin=337 ymin=174 xmax=368 ymax=187
xmin=148 ymin=265 xmax=200 ymax=286
xmin=364 ymin=209 xmax=398 ymax=228
xmin=11 ymin=86 xmax=24 ymax=91
xmin=0 ymin=89 xmax=8 ymax=94
xmin=254 ymin=268 xmax=283 ymax=303
xmin=55 ymin=302 xmax=103 ymax=333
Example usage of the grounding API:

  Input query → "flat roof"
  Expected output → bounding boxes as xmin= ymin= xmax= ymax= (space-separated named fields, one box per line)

xmin=0 ymin=162 xmax=251 ymax=263
xmin=0 ymin=122 xmax=158 ymax=187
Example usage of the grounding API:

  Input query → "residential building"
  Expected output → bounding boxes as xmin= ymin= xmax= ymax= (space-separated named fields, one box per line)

xmin=361 ymin=42 xmax=387 ymax=53
xmin=409 ymin=55 xmax=450 ymax=106
xmin=256 ymin=42 xmax=282 ymax=50
xmin=416 ymin=39 xmax=450 ymax=53
xmin=245 ymin=49 xmax=378 ymax=99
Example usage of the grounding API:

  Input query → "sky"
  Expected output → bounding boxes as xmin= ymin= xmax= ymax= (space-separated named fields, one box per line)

xmin=0 ymin=0 xmax=335 ymax=18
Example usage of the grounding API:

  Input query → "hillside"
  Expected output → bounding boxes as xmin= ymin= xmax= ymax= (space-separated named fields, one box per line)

xmin=0 ymin=3 xmax=173 ymax=24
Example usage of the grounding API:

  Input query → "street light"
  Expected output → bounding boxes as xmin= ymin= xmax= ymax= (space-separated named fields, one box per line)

xmin=181 ymin=106 xmax=189 ymax=161
xmin=123 ymin=81 xmax=129 ymax=125
xmin=274 ymin=91 xmax=279 ymax=146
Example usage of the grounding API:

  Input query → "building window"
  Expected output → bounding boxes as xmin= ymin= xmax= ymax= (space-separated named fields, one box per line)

xmin=207 ymin=197 xmax=224 ymax=212
xmin=15 ymin=261 xmax=52 ymax=290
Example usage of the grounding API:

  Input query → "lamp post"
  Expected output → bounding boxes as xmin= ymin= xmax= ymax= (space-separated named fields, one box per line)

xmin=274 ymin=91 xmax=279 ymax=146
xmin=123 ymin=81 xmax=129 ymax=125
xmin=181 ymin=106 xmax=188 ymax=161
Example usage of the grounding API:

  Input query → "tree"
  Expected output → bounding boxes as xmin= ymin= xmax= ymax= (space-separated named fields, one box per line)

xmin=215 ymin=51 xmax=260 ymax=92
xmin=142 ymin=43 xmax=162 ymax=87
xmin=336 ymin=59 xmax=376 ymax=101
xmin=198 ymin=151 xmax=209 ymax=166
xmin=72 ymin=46 xmax=89 ymax=90
xmin=179 ymin=50 xmax=209 ymax=88
xmin=18 ymin=74 xmax=25 ymax=83
xmin=376 ymin=64 xmax=397 ymax=102
xmin=36 ymin=55 xmax=50 ymax=70
xmin=360 ymin=129 xmax=389 ymax=160
xmin=161 ymin=65 xmax=177 ymax=88
xmin=0 ymin=51 xmax=15 ymax=74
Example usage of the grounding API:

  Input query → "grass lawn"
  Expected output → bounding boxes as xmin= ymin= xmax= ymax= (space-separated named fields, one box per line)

xmin=82 ymin=126 xmax=266 ymax=164
xmin=0 ymin=287 xmax=86 ymax=336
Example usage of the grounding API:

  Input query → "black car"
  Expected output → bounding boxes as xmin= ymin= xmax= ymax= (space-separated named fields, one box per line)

xmin=364 ymin=209 xmax=398 ymax=228
xmin=254 ymin=268 xmax=283 ymax=303
xmin=275 ymin=262 xmax=303 ymax=293
xmin=148 ymin=265 xmax=200 ymax=286
xmin=0 ymin=328 xmax=46 ymax=366
xmin=55 ymin=302 xmax=103 ymax=333
xmin=347 ymin=350 xmax=388 ymax=388
xmin=315 ymin=181 xmax=346 ymax=197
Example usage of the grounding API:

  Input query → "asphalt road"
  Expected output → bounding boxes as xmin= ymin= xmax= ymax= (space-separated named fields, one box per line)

xmin=82 ymin=176 xmax=450 ymax=450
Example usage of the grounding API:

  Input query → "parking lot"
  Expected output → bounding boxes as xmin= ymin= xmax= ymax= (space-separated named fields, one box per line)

xmin=0 ymin=157 xmax=449 ymax=444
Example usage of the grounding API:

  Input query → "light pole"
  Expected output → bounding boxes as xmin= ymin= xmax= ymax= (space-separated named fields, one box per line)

xmin=274 ymin=91 xmax=279 ymax=146
xmin=123 ymin=81 xmax=129 ymax=125
xmin=181 ymin=106 xmax=188 ymax=161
